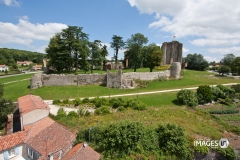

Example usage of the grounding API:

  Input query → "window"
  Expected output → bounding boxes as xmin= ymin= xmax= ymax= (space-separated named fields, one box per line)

xmin=8 ymin=148 xmax=15 ymax=158
xmin=27 ymin=147 xmax=33 ymax=159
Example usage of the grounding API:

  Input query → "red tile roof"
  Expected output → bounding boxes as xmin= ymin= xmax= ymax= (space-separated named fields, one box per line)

xmin=18 ymin=95 xmax=50 ymax=115
xmin=25 ymin=117 xmax=76 ymax=159
xmin=61 ymin=143 xmax=100 ymax=160
xmin=0 ymin=131 xmax=28 ymax=152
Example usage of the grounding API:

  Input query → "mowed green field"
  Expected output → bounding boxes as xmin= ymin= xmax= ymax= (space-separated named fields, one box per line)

xmin=1 ymin=70 xmax=240 ymax=102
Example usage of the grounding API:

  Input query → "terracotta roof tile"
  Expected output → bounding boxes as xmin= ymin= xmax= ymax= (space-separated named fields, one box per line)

xmin=0 ymin=131 xmax=28 ymax=152
xmin=18 ymin=95 xmax=50 ymax=115
xmin=61 ymin=143 xmax=100 ymax=160
xmin=25 ymin=117 xmax=76 ymax=159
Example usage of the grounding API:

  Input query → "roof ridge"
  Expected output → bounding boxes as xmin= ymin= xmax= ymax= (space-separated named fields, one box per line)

xmin=29 ymin=95 xmax=37 ymax=110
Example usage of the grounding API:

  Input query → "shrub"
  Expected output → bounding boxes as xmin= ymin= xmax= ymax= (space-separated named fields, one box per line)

xmin=109 ymin=98 xmax=124 ymax=109
xmin=194 ymin=145 xmax=209 ymax=155
xmin=62 ymin=98 xmax=69 ymax=104
xmin=177 ymin=89 xmax=198 ymax=107
xmin=82 ymin=98 xmax=90 ymax=103
xmin=156 ymin=123 xmax=193 ymax=159
xmin=73 ymin=98 xmax=81 ymax=106
xmin=53 ymin=99 xmax=60 ymax=105
xmin=92 ymin=97 xmax=102 ymax=108
xmin=95 ymin=106 xmax=110 ymax=115
xmin=215 ymin=146 xmax=238 ymax=160
xmin=67 ymin=111 xmax=78 ymax=118
xmin=211 ymin=87 xmax=224 ymax=101
xmin=56 ymin=108 xmax=67 ymax=119
xmin=197 ymin=85 xmax=212 ymax=104
xmin=124 ymin=99 xmax=147 ymax=110
xmin=77 ymin=107 xmax=86 ymax=117
xmin=232 ymin=84 xmax=240 ymax=93
xmin=216 ymin=85 xmax=235 ymax=98
xmin=118 ymin=106 xmax=126 ymax=112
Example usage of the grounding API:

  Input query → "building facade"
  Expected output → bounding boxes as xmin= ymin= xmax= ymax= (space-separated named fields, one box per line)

xmin=161 ymin=41 xmax=183 ymax=65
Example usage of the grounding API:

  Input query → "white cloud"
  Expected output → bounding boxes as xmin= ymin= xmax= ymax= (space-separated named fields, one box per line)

xmin=128 ymin=0 xmax=240 ymax=47
xmin=209 ymin=47 xmax=240 ymax=56
xmin=34 ymin=45 xmax=47 ymax=53
xmin=182 ymin=47 xmax=189 ymax=53
xmin=190 ymin=39 xmax=240 ymax=46
xmin=0 ymin=16 xmax=67 ymax=46
xmin=1 ymin=0 xmax=20 ymax=6
xmin=204 ymin=56 xmax=220 ymax=62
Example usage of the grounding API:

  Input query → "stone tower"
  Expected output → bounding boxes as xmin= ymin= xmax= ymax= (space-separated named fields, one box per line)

xmin=161 ymin=41 xmax=183 ymax=65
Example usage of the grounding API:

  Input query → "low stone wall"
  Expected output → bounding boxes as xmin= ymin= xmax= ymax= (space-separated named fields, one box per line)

xmin=123 ymin=70 xmax=170 ymax=81
xmin=30 ymin=62 xmax=181 ymax=89
xmin=31 ymin=73 xmax=106 ymax=89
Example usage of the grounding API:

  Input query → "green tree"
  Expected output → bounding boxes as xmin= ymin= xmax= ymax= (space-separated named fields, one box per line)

xmin=197 ymin=85 xmax=213 ymax=104
xmin=156 ymin=123 xmax=193 ymax=160
xmin=46 ymin=26 xmax=89 ymax=73
xmin=185 ymin=53 xmax=209 ymax=71
xmin=126 ymin=33 xmax=148 ymax=72
xmin=0 ymin=84 xmax=15 ymax=129
xmin=99 ymin=45 xmax=108 ymax=70
xmin=221 ymin=53 xmax=236 ymax=66
xmin=218 ymin=65 xmax=231 ymax=75
xmin=230 ymin=57 xmax=240 ymax=75
xmin=110 ymin=35 xmax=125 ymax=69
xmin=89 ymin=40 xmax=102 ymax=73
xmin=143 ymin=43 xmax=163 ymax=72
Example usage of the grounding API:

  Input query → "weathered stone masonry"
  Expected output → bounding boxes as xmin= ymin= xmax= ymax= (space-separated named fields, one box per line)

xmin=31 ymin=62 xmax=181 ymax=89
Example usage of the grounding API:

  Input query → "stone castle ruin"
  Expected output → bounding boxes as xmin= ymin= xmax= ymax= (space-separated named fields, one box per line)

xmin=30 ymin=62 xmax=181 ymax=89
xmin=161 ymin=41 xmax=182 ymax=65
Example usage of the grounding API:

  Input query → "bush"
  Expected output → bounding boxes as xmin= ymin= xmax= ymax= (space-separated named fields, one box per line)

xmin=211 ymin=87 xmax=224 ymax=101
xmin=82 ymin=98 xmax=90 ymax=103
xmin=95 ymin=106 xmax=110 ymax=115
xmin=197 ymin=85 xmax=212 ymax=104
xmin=215 ymin=146 xmax=238 ymax=160
xmin=62 ymin=98 xmax=69 ymax=104
xmin=73 ymin=98 xmax=81 ymax=106
xmin=156 ymin=123 xmax=193 ymax=159
xmin=177 ymin=89 xmax=198 ymax=107
xmin=92 ymin=97 xmax=102 ymax=108
xmin=216 ymin=85 xmax=235 ymax=98
xmin=232 ymin=84 xmax=240 ymax=93
xmin=53 ymin=99 xmax=60 ymax=105
xmin=67 ymin=111 xmax=78 ymax=118
xmin=77 ymin=107 xmax=86 ymax=117
xmin=124 ymin=99 xmax=147 ymax=110
xmin=118 ymin=106 xmax=126 ymax=112
xmin=109 ymin=98 xmax=124 ymax=109
xmin=194 ymin=145 xmax=209 ymax=155
xmin=56 ymin=108 xmax=67 ymax=119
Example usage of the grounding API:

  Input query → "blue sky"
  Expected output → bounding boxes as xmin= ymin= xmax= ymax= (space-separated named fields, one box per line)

xmin=1 ymin=0 xmax=240 ymax=62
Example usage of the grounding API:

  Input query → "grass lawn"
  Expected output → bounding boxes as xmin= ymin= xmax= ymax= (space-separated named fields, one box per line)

xmin=0 ymin=73 xmax=34 ymax=84
xmin=2 ymin=70 xmax=240 ymax=101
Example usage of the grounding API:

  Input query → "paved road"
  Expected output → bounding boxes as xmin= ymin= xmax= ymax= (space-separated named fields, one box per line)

xmin=44 ymin=82 xmax=239 ymax=115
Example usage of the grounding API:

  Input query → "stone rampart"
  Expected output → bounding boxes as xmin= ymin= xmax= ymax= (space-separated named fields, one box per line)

xmin=30 ymin=62 xmax=181 ymax=89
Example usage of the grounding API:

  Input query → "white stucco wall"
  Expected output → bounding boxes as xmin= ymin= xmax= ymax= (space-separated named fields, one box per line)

xmin=22 ymin=109 xmax=49 ymax=126
xmin=0 ymin=145 xmax=23 ymax=160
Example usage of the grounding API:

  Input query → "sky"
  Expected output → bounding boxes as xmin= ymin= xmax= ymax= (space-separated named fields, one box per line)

xmin=0 ymin=0 xmax=240 ymax=62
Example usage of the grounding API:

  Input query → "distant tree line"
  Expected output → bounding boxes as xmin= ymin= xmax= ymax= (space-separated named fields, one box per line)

xmin=182 ymin=53 xmax=209 ymax=71
xmin=0 ymin=48 xmax=45 ymax=65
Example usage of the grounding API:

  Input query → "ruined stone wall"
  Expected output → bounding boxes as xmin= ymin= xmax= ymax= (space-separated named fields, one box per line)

xmin=106 ymin=70 xmax=122 ymax=88
xmin=30 ymin=74 xmax=106 ymax=89
xmin=30 ymin=62 xmax=181 ymax=89
xmin=161 ymin=41 xmax=182 ymax=65
xmin=123 ymin=70 xmax=170 ymax=81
